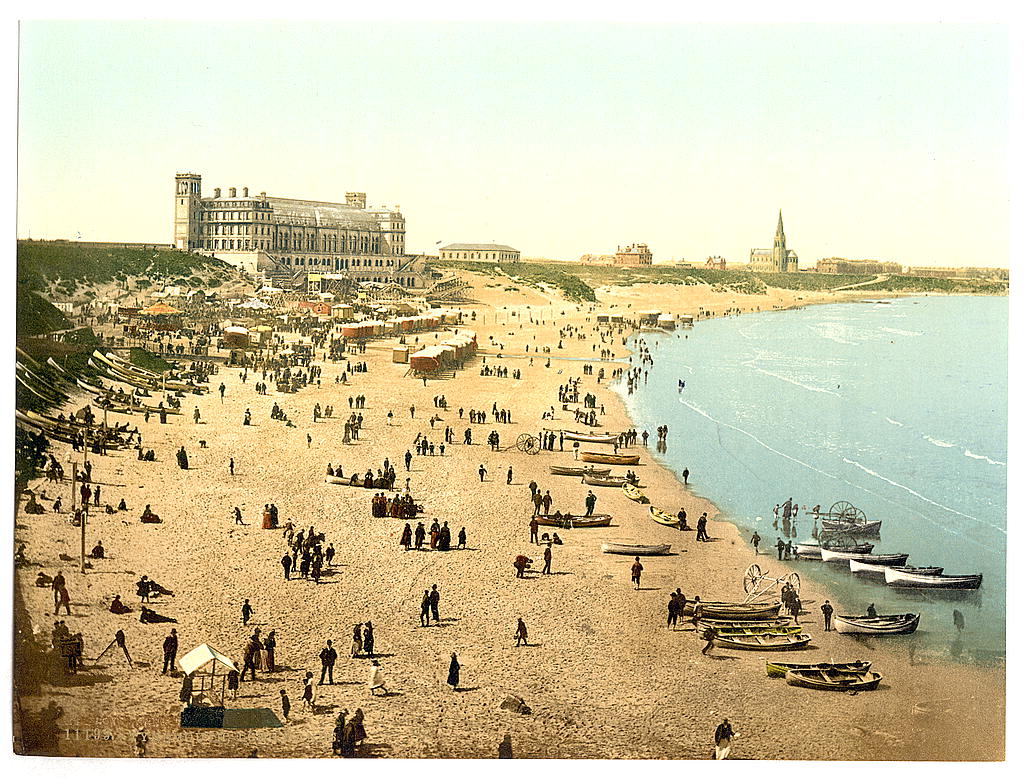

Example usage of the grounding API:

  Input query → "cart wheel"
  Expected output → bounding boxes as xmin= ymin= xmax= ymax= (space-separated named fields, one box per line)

xmin=785 ymin=572 xmax=801 ymax=593
xmin=743 ymin=564 xmax=763 ymax=593
xmin=830 ymin=501 xmax=859 ymax=523
xmin=516 ymin=433 xmax=541 ymax=455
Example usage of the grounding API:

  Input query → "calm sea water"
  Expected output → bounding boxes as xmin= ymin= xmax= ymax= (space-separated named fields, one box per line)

xmin=619 ymin=296 xmax=1007 ymax=665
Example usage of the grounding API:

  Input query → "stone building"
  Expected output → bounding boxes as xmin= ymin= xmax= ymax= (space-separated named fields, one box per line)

xmin=173 ymin=172 xmax=418 ymax=287
xmin=816 ymin=258 xmax=903 ymax=275
xmin=438 ymin=243 xmax=520 ymax=262
xmin=749 ymin=211 xmax=799 ymax=272
xmin=580 ymin=244 xmax=653 ymax=267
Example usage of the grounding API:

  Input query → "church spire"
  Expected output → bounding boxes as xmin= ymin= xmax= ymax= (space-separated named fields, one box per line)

xmin=776 ymin=209 xmax=785 ymax=240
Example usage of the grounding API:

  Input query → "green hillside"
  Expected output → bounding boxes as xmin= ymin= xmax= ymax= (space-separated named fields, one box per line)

xmin=16 ymin=287 xmax=70 ymax=336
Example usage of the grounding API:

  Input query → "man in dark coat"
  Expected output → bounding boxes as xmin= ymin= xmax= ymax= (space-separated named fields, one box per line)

xmin=447 ymin=653 xmax=460 ymax=690
xmin=162 ymin=628 xmax=178 ymax=674
xmin=320 ymin=640 xmax=337 ymax=685
xmin=428 ymin=585 xmax=440 ymax=622
xmin=281 ymin=553 xmax=293 ymax=580
xmin=821 ymin=600 xmax=834 ymax=631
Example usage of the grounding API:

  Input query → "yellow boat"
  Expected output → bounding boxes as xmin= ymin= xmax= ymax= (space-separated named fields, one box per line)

xmin=622 ymin=483 xmax=649 ymax=504
xmin=650 ymin=506 xmax=682 ymax=527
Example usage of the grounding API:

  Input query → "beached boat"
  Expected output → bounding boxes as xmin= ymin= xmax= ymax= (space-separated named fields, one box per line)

xmin=849 ymin=559 xmax=943 ymax=576
xmin=883 ymin=568 xmax=982 ymax=590
xmin=765 ymin=659 xmax=871 ymax=678
xmin=699 ymin=617 xmax=793 ymax=630
xmin=833 ymin=613 xmax=920 ymax=635
xmin=785 ymin=668 xmax=882 ymax=692
xmin=324 ymin=475 xmax=368 ymax=487
xmin=549 ymin=465 xmax=611 ymax=477
xmin=622 ymin=483 xmax=649 ymax=503
xmin=821 ymin=518 xmax=882 ymax=536
xmin=681 ymin=601 xmax=783 ymax=619
xmin=649 ymin=506 xmax=686 ymax=527
xmin=580 ymin=451 xmax=641 ymax=465
xmin=534 ymin=514 xmax=612 ymax=528
xmin=560 ymin=431 xmax=619 ymax=445
xmin=583 ymin=474 xmax=628 ymax=487
xmin=709 ymin=624 xmax=804 ymax=637
xmin=712 ymin=632 xmax=812 ymax=651
xmin=820 ymin=548 xmax=908 ymax=565
xmin=601 ymin=541 xmax=671 ymax=556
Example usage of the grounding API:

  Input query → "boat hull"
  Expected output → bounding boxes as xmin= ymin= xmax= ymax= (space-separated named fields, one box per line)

xmin=834 ymin=614 xmax=920 ymax=634
xmin=580 ymin=452 xmax=640 ymax=465
xmin=534 ymin=514 xmax=611 ymax=528
xmin=821 ymin=548 xmax=908 ymax=565
xmin=883 ymin=568 xmax=982 ymax=589
xmin=785 ymin=669 xmax=882 ymax=691
xmin=765 ymin=660 xmax=870 ymax=678
xmin=682 ymin=601 xmax=782 ymax=619
xmin=601 ymin=542 xmax=671 ymax=556
xmin=850 ymin=559 xmax=943 ymax=576
xmin=713 ymin=633 xmax=812 ymax=651
xmin=549 ymin=466 xmax=611 ymax=477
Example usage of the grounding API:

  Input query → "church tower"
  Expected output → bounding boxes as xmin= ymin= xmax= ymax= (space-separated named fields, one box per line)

xmin=772 ymin=210 xmax=786 ymax=271
xmin=174 ymin=172 xmax=202 ymax=250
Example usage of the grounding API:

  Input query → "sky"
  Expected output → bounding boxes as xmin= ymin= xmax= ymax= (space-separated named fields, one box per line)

xmin=16 ymin=21 xmax=1012 ymax=268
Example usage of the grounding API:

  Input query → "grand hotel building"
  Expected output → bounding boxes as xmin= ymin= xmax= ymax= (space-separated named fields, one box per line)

xmin=173 ymin=172 xmax=420 ymax=286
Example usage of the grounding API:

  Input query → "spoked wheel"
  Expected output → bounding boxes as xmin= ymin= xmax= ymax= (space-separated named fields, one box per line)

xmin=784 ymin=572 xmax=801 ymax=593
xmin=830 ymin=501 xmax=860 ymax=523
xmin=743 ymin=564 xmax=763 ymax=594
xmin=516 ymin=433 xmax=541 ymax=455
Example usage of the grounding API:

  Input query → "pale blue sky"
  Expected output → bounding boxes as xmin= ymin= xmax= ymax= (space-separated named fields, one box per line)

xmin=17 ymin=22 xmax=1010 ymax=267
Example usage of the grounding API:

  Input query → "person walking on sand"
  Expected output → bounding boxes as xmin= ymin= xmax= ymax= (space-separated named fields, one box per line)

xmin=458 ymin=527 xmax=467 ymax=549
xmin=350 ymin=624 xmax=363 ymax=658
xmin=280 ymin=689 xmax=291 ymax=721
xmin=631 ymin=557 xmax=643 ymax=589
xmin=415 ymin=522 xmax=426 ymax=550
xmin=530 ymin=516 xmax=540 ymax=544
xmin=447 ymin=653 xmax=460 ymax=690
xmin=241 ymin=599 xmax=254 ymax=625
xmin=429 ymin=584 xmax=441 ymax=623
xmin=301 ymin=672 xmax=315 ymax=710
xmin=543 ymin=543 xmax=552 ymax=574
xmin=234 ymin=506 xmax=245 ymax=525
xmin=542 ymin=491 xmax=553 ymax=516
xmin=362 ymin=622 xmax=374 ymax=657
xmin=667 ymin=592 xmax=680 ymax=629
xmin=420 ymin=590 xmax=431 ymax=626
xmin=821 ymin=600 xmax=834 ymax=631
xmin=264 ymin=630 xmax=276 ymax=671
xmin=584 ymin=490 xmax=596 ymax=517
xmin=776 ymin=537 xmax=785 ymax=560
xmin=162 ymin=628 xmax=178 ymax=674
xmin=515 ymin=617 xmax=528 ymax=647
xmin=507 ymin=467 xmax=513 ymax=485
xmin=319 ymin=640 xmax=338 ymax=685
xmin=751 ymin=531 xmax=761 ymax=555
xmin=281 ymin=553 xmax=293 ymax=580
xmin=368 ymin=660 xmax=386 ymax=696
xmin=229 ymin=457 xmax=235 ymax=476
xmin=682 ymin=467 xmax=689 ymax=485
xmin=400 ymin=523 xmax=412 ymax=550
xmin=714 ymin=719 xmax=735 ymax=760
xmin=532 ymin=491 xmax=543 ymax=516
xmin=479 ymin=464 xmax=487 ymax=482
xmin=701 ymin=624 xmax=717 ymax=655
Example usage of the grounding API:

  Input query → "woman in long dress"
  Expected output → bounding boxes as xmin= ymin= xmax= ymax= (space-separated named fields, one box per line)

xmin=368 ymin=660 xmax=386 ymax=695
xmin=400 ymin=523 xmax=412 ymax=550
xmin=714 ymin=719 xmax=735 ymax=760
xmin=350 ymin=624 xmax=362 ymax=657
xmin=447 ymin=653 xmax=460 ymax=690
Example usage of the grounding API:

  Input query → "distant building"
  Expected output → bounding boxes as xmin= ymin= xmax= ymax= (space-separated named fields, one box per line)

xmin=816 ymin=258 xmax=903 ymax=275
xmin=173 ymin=172 xmax=417 ymax=288
xmin=580 ymin=244 xmax=653 ymax=267
xmin=705 ymin=256 xmax=727 ymax=270
xmin=439 ymin=243 xmax=520 ymax=262
xmin=903 ymin=266 xmax=1010 ymax=281
xmin=749 ymin=211 xmax=799 ymax=272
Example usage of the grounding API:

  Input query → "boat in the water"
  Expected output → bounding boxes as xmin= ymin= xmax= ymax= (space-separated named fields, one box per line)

xmin=650 ymin=506 xmax=685 ymax=528
xmin=560 ymin=431 xmax=619 ymax=445
xmin=549 ymin=465 xmax=611 ymax=477
xmin=821 ymin=518 xmax=882 ymax=536
xmin=681 ymin=601 xmax=783 ymax=619
xmin=795 ymin=538 xmax=874 ymax=559
xmin=785 ymin=668 xmax=882 ymax=692
xmin=712 ymin=632 xmax=812 ymax=651
xmin=622 ymin=483 xmax=649 ymax=503
xmin=601 ymin=541 xmax=671 ymax=556
xmin=765 ymin=659 xmax=870 ymax=678
xmin=580 ymin=451 xmax=641 ymax=465
xmin=883 ymin=568 xmax=982 ymax=590
xmin=583 ymin=474 xmax=628 ymax=487
xmin=833 ymin=613 xmax=920 ymax=635
xmin=820 ymin=548 xmax=908 ymax=565
xmin=534 ymin=513 xmax=612 ymax=528
xmin=849 ymin=559 xmax=943 ymax=576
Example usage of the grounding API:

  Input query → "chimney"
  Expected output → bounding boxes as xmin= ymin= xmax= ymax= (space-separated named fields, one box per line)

xmin=243 ymin=187 xmax=249 ymax=197
xmin=214 ymin=188 xmax=221 ymax=198
xmin=260 ymin=192 xmax=267 ymax=200
xmin=229 ymin=187 xmax=237 ymax=198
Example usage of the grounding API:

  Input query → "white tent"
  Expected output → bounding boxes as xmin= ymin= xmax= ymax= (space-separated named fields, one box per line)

xmin=179 ymin=643 xmax=238 ymax=708
xmin=180 ymin=643 xmax=237 ymax=676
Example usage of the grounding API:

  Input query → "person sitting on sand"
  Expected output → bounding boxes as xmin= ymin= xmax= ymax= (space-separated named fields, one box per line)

xmin=35 ymin=572 xmax=53 ymax=588
xmin=140 ymin=505 xmax=161 ymax=523
xmin=139 ymin=606 xmax=177 ymax=624
xmin=24 ymin=493 xmax=45 ymax=515
xmin=110 ymin=595 xmax=132 ymax=614
xmin=117 ymin=498 xmax=128 ymax=511
xmin=89 ymin=541 xmax=105 ymax=559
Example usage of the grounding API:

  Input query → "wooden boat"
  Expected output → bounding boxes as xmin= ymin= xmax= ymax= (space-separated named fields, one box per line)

xmin=324 ymin=475 xmax=369 ymax=487
xmin=622 ymin=483 xmax=649 ymax=503
xmin=883 ymin=568 xmax=982 ymax=590
xmin=712 ymin=632 xmax=811 ymax=651
xmin=820 ymin=548 xmax=908 ymax=565
xmin=549 ymin=465 xmax=611 ymax=477
xmin=785 ymin=668 xmax=882 ymax=692
xmin=560 ymin=430 xmax=619 ymax=445
xmin=699 ymin=617 xmax=793 ymax=630
xmin=849 ymin=559 xmax=943 ymax=576
xmin=534 ymin=514 xmax=611 ymax=528
xmin=833 ymin=613 xmax=920 ymax=635
xmin=601 ymin=541 xmax=671 ymax=556
xmin=709 ymin=624 xmax=804 ymax=637
xmin=681 ymin=601 xmax=782 ymax=619
xmin=650 ymin=506 xmax=685 ymax=528
xmin=765 ymin=659 xmax=870 ymax=678
xmin=583 ymin=474 xmax=628 ymax=487
xmin=580 ymin=451 xmax=640 ymax=465
xmin=821 ymin=518 xmax=882 ymax=536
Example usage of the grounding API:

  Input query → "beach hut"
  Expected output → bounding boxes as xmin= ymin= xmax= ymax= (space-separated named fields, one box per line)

xmin=638 ymin=310 xmax=661 ymax=325
xmin=392 ymin=346 xmax=410 ymax=363
xmin=221 ymin=325 xmax=250 ymax=349
xmin=178 ymin=643 xmax=238 ymax=709
xmin=678 ymin=314 xmax=694 ymax=326
xmin=657 ymin=314 xmax=676 ymax=330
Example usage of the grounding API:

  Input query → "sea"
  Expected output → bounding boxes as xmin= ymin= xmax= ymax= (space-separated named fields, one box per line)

xmin=618 ymin=295 xmax=1007 ymax=665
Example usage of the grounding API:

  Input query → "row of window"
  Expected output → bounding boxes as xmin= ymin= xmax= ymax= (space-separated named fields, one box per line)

xmin=442 ymin=251 xmax=518 ymax=261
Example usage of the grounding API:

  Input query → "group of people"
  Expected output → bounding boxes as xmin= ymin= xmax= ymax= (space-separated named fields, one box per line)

xmin=371 ymin=492 xmax=422 ymax=520
xmin=280 ymin=524 xmax=334 ymax=583
xmin=400 ymin=519 xmax=466 ymax=551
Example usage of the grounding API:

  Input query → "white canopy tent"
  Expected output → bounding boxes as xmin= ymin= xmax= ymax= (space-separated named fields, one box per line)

xmin=179 ymin=644 xmax=238 ymax=708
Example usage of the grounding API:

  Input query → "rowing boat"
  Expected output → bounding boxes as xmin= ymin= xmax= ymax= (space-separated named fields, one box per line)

xmin=560 ymin=431 xmax=620 ymax=445
xmin=699 ymin=617 xmax=794 ymax=630
xmin=712 ymin=632 xmax=811 ymax=651
xmin=849 ymin=559 xmax=943 ymax=576
xmin=795 ymin=539 xmax=874 ymax=558
xmin=601 ymin=542 xmax=671 ymax=556
xmin=785 ymin=668 xmax=882 ymax=691
xmin=883 ymin=568 xmax=982 ymax=590
xmin=681 ymin=601 xmax=783 ymax=619
xmin=821 ymin=518 xmax=882 ymax=536
xmin=580 ymin=452 xmax=640 ymax=465
xmin=709 ymin=625 xmax=804 ymax=637
xmin=324 ymin=475 xmax=368 ymax=487
xmin=649 ymin=506 xmax=683 ymax=527
xmin=534 ymin=514 xmax=611 ymax=528
xmin=833 ymin=613 xmax=920 ymax=634
xmin=820 ymin=548 xmax=908 ymax=565
xmin=622 ymin=483 xmax=649 ymax=503
xmin=583 ymin=474 xmax=628 ymax=487
xmin=549 ymin=465 xmax=611 ymax=477
xmin=765 ymin=660 xmax=870 ymax=678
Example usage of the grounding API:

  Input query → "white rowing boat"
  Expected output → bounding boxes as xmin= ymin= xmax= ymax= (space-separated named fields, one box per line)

xmin=820 ymin=548 xmax=908 ymax=565
xmin=883 ymin=568 xmax=982 ymax=590
xmin=833 ymin=613 xmax=920 ymax=634
xmin=601 ymin=542 xmax=671 ymax=556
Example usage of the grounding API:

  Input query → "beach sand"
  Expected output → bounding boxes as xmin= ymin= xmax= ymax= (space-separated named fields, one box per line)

xmin=14 ymin=273 xmax=1004 ymax=759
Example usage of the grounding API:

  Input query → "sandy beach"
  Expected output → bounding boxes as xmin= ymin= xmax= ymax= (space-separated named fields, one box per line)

xmin=14 ymin=274 xmax=1005 ymax=760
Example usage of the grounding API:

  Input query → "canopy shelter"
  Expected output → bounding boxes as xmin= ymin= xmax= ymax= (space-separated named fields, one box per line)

xmin=136 ymin=302 xmax=184 ymax=331
xmin=179 ymin=643 xmax=238 ymax=708
xmin=139 ymin=302 xmax=183 ymax=316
